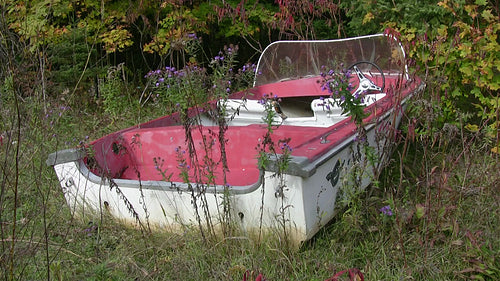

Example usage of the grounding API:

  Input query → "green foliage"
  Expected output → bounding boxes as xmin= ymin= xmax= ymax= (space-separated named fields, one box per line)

xmin=253 ymin=93 xmax=294 ymax=246
xmin=1 ymin=75 xmax=15 ymax=104
xmin=342 ymin=0 xmax=450 ymax=36
xmin=394 ymin=0 xmax=499 ymax=149
xmin=143 ymin=4 xmax=206 ymax=60
xmin=100 ymin=26 xmax=134 ymax=54
xmin=341 ymin=0 xmax=499 ymax=150
xmin=100 ymin=63 xmax=133 ymax=119
xmin=5 ymin=0 xmax=129 ymax=50
xmin=209 ymin=0 xmax=276 ymax=38
xmin=272 ymin=0 xmax=343 ymax=39
xmin=47 ymin=27 xmax=103 ymax=91
xmin=3 ymin=0 xmax=138 ymax=102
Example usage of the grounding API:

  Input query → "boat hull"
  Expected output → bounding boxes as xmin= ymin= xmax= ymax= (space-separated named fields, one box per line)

xmin=48 ymin=95 xmax=416 ymax=243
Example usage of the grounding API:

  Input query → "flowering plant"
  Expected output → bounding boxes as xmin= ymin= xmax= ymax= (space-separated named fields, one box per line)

xmin=144 ymin=44 xmax=256 ymax=117
xmin=145 ymin=65 xmax=208 ymax=115
xmin=319 ymin=64 xmax=369 ymax=126
xmin=379 ymin=205 xmax=393 ymax=216
xmin=144 ymin=44 xmax=257 ymax=238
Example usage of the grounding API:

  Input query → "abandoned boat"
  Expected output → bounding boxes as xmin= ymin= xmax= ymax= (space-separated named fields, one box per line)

xmin=47 ymin=34 xmax=424 ymax=243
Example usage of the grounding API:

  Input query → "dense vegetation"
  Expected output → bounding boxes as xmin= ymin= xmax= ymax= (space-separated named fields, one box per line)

xmin=1 ymin=0 xmax=498 ymax=280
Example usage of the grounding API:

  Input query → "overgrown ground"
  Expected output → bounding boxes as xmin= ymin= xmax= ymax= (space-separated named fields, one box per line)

xmin=1 ymin=0 xmax=499 ymax=279
xmin=1 ymin=84 xmax=499 ymax=280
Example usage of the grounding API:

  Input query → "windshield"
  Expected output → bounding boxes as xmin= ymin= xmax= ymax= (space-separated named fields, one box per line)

xmin=254 ymin=34 xmax=407 ymax=86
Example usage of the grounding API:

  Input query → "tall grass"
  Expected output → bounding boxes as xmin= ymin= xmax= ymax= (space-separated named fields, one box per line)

xmin=1 ymin=23 xmax=499 ymax=281
xmin=1 ymin=62 xmax=498 ymax=281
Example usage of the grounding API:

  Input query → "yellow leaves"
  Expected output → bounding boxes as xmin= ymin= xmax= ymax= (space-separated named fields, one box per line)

xmin=437 ymin=0 xmax=449 ymax=10
xmin=142 ymin=6 xmax=205 ymax=57
xmin=401 ymin=26 xmax=417 ymax=41
xmin=144 ymin=26 xmax=189 ymax=55
xmin=491 ymin=146 xmax=499 ymax=154
xmin=464 ymin=5 xmax=478 ymax=19
xmin=391 ymin=48 xmax=404 ymax=64
xmin=489 ymin=121 xmax=500 ymax=154
xmin=438 ymin=0 xmax=458 ymax=15
xmin=143 ymin=38 xmax=170 ymax=55
xmin=362 ymin=12 xmax=374 ymax=24
xmin=453 ymin=21 xmax=471 ymax=39
xmin=100 ymin=26 xmax=133 ymax=53
xmin=457 ymin=43 xmax=472 ymax=58
xmin=404 ymin=32 xmax=415 ymax=42
xmin=487 ymin=121 xmax=500 ymax=137
xmin=465 ymin=122 xmax=499 ymax=156
xmin=485 ymin=23 xmax=499 ymax=40
xmin=481 ymin=9 xmax=495 ymax=23
xmin=437 ymin=25 xmax=448 ymax=38
xmin=465 ymin=124 xmax=479 ymax=133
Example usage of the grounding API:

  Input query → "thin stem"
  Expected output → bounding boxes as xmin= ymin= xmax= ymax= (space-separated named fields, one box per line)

xmin=9 ymin=80 xmax=21 ymax=281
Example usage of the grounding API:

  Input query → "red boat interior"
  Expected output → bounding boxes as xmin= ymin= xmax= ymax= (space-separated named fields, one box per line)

xmin=86 ymin=75 xmax=421 ymax=187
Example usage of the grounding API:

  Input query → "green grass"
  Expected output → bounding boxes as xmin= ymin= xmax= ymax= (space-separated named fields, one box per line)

xmin=1 ymin=92 xmax=499 ymax=280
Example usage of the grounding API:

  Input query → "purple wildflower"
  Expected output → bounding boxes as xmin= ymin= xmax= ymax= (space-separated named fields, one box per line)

xmin=280 ymin=142 xmax=293 ymax=151
xmin=380 ymin=205 xmax=393 ymax=216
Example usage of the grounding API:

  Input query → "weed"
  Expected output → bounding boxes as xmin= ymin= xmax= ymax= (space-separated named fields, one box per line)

xmin=99 ymin=63 xmax=133 ymax=120
xmin=254 ymin=94 xmax=294 ymax=248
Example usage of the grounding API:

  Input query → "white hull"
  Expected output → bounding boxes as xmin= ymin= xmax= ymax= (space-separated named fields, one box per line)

xmin=50 ymin=110 xmax=402 ymax=243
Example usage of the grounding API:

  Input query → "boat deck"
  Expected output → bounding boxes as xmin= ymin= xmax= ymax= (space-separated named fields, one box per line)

xmin=86 ymin=75 xmax=421 ymax=187
xmin=89 ymin=123 xmax=330 ymax=186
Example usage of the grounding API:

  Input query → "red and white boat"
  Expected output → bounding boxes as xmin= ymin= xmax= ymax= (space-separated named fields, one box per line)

xmin=47 ymin=34 xmax=424 ymax=243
